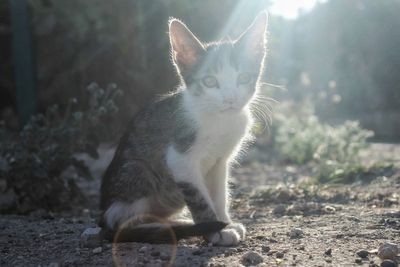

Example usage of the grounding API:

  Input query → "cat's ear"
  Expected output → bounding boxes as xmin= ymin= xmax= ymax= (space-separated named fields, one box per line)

xmin=169 ymin=18 xmax=205 ymax=73
xmin=235 ymin=12 xmax=268 ymax=64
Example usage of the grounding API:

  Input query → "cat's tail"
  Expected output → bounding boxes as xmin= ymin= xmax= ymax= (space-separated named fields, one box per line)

xmin=103 ymin=221 xmax=227 ymax=244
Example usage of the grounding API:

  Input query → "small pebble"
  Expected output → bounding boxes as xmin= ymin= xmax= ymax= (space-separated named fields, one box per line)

xmin=92 ymin=247 xmax=102 ymax=254
xmin=357 ymin=250 xmax=369 ymax=258
xmin=355 ymin=258 xmax=363 ymax=264
xmin=138 ymin=246 xmax=151 ymax=253
xmin=380 ymin=260 xmax=397 ymax=267
xmin=276 ymin=252 xmax=285 ymax=259
xmin=289 ymin=228 xmax=304 ymax=239
xmin=378 ymin=243 xmax=398 ymax=260
xmin=325 ymin=248 xmax=332 ymax=256
xmin=262 ymin=246 xmax=270 ymax=253
xmin=80 ymin=227 xmax=103 ymax=248
xmin=324 ymin=205 xmax=336 ymax=213
xmin=241 ymin=251 xmax=263 ymax=265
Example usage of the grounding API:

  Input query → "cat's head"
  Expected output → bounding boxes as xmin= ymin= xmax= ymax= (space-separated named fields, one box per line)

xmin=169 ymin=12 xmax=268 ymax=114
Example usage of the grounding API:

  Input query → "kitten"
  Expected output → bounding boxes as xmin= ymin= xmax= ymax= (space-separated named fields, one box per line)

xmin=100 ymin=12 xmax=268 ymax=246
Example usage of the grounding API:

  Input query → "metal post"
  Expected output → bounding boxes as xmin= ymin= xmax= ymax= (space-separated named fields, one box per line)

xmin=9 ymin=0 xmax=37 ymax=127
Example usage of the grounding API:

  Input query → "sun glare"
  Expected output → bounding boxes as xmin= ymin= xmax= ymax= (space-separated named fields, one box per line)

xmin=270 ymin=0 xmax=326 ymax=19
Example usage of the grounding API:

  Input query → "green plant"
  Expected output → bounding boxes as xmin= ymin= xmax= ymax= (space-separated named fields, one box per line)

xmin=264 ymin=101 xmax=382 ymax=184
xmin=0 ymin=83 xmax=122 ymax=213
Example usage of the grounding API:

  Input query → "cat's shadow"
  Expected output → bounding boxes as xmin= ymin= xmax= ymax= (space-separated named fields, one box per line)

xmin=111 ymin=239 xmax=237 ymax=266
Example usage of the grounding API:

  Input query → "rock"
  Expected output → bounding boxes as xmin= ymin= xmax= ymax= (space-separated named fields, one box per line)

xmin=241 ymin=251 xmax=263 ymax=266
xmin=355 ymin=258 xmax=363 ymax=264
xmin=324 ymin=205 xmax=336 ymax=213
xmin=276 ymin=252 xmax=284 ymax=258
xmin=80 ymin=227 xmax=103 ymax=248
xmin=324 ymin=248 xmax=332 ymax=256
xmin=357 ymin=250 xmax=369 ymax=258
xmin=92 ymin=247 xmax=102 ymax=254
xmin=261 ymin=246 xmax=270 ymax=253
xmin=378 ymin=243 xmax=399 ymax=260
xmin=138 ymin=245 xmax=151 ymax=253
xmin=289 ymin=228 xmax=304 ymax=239
xmin=381 ymin=260 xmax=397 ymax=267
xmin=48 ymin=262 xmax=59 ymax=267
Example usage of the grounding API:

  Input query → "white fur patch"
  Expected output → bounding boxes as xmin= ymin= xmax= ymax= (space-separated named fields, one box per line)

xmin=104 ymin=198 xmax=150 ymax=230
xmin=206 ymin=228 xmax=241 ymax=246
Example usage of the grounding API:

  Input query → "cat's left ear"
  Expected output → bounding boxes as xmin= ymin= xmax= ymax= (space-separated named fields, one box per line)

xmin=235 ymin=12 xmax=268 ymax=64
xmin=169 ymin=18 xmax=205 ymax=74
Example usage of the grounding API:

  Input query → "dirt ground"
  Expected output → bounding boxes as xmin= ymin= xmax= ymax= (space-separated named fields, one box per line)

xmin=1 ymin=143 xmax=399 ymax=267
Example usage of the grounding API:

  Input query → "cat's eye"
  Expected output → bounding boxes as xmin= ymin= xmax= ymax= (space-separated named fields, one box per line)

xmin=202 ymin=75 xmax=219 ymax=88
xmin=237 ymin=73 xmax=253 ymax=85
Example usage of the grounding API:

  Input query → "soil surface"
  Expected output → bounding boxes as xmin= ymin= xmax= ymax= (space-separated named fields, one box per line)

xmin=1 ymin=143 xmax=399 ymax=267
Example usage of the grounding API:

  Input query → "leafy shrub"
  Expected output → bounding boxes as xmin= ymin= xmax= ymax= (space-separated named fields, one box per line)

xmin=0 ymin=83 xmax=122 ymax=213
xmin=264 ymin=101 xmax=379 ymax=183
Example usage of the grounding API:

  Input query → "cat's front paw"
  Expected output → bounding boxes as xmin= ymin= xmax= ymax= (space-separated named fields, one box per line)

xmin=205 ymin=223 xmax=246 ymax=246
xmin=227 ymin=222 xmax=246 ymax=239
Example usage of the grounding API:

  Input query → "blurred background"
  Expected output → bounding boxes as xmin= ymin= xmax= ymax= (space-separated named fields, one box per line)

xmin=1 ymin=0 xmax=399 ymax=139
xmin=1 ymin=0 xmax=399 ymax=213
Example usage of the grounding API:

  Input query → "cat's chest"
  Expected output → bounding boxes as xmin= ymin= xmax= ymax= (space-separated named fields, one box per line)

xmin=191 ymin=112 xmax=249 ymax=169
xmin=165 ymin=111 xmax=250 ymax=181
xmin=195 ymin=118 xmax=243 ymax=151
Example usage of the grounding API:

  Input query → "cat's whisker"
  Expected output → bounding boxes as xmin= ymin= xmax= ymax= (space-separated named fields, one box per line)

xmin=252 ymin=100 xmax=274 ymax=115
xmin=252 ymin=100 xmax=273 ymax=120
xmin=250 ymin=103 xmax=272 ymax=131
xmin=259 ymin=82 xmax=286 ymax=91
xmin=253 ymin=94 xmax=278 ymax=104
